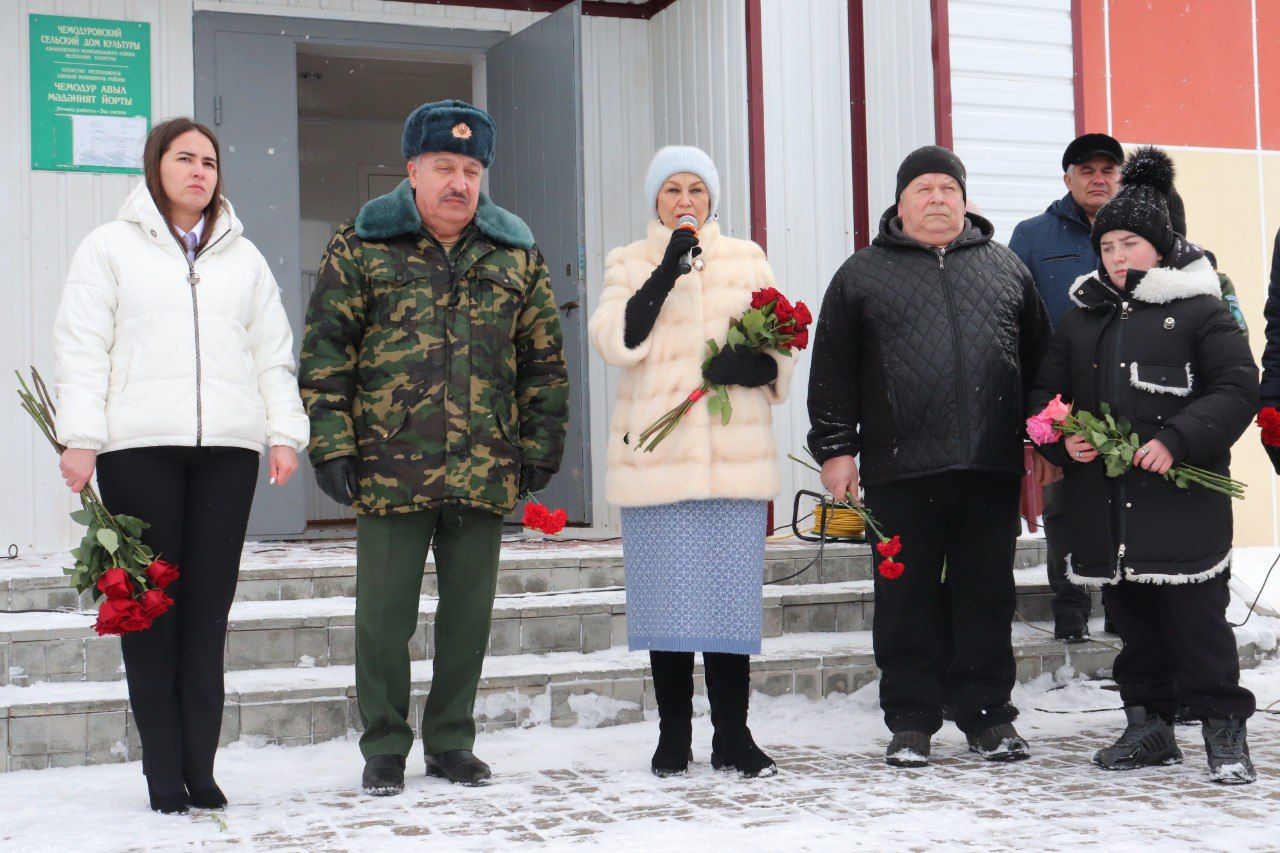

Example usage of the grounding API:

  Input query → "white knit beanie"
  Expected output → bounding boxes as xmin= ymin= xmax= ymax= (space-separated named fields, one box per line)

xmin=644 ymin=145 xmax=720 ymax=220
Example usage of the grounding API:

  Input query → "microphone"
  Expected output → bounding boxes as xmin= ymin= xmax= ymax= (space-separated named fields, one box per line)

xmin=676 ymin=214 xmax=699 ymax=275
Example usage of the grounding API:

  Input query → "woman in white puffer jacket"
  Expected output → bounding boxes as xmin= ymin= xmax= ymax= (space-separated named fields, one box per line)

xmin=52 ymin=117 xmax=309 ymax=815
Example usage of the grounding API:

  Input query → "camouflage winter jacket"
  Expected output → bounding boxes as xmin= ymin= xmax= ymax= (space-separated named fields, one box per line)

xmin=300 ymin=179 xmax=568 ymax=516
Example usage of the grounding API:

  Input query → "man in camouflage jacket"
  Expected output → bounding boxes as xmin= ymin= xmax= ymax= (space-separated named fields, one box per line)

xmin=300 ymin=100 xmax=568 ymax=795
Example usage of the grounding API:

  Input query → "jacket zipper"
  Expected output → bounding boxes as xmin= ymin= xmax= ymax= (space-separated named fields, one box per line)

xmin=184 ymin=229 xmax=229 ymax=448
xmin=1114 ymin=298 xmax=1130 ymax=580
xmin=936 ymin=247 xmax=971 ymax=459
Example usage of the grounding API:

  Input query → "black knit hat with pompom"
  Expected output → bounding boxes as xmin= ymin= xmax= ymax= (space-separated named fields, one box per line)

xmin=1091 ymin=146 xmax=1176 ymax=256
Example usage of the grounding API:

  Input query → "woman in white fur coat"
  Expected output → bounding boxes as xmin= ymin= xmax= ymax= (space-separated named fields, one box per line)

xmin=589 ymin=146 xmax=793 ymax=779
xmin=52 ymin=118 xmax=309 ymax=813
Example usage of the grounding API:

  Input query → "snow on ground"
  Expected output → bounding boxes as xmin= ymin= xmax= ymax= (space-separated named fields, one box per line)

xmin=1 ymin=661 xmax=1278 ymax=852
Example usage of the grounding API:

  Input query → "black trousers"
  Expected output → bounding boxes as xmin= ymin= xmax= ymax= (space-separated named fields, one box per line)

xmin=1042 ymin=480 xmax=1092 ymax=617
xmin=96 ymin=446 xmax=258 ymax=779
xmin=1103 ymin=574 xmax=1255 ymax=720
xmin=864 ymin=471 xmax=1021 ymax=736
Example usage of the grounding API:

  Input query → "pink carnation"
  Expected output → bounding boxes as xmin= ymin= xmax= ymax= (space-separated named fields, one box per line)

xmin=1041 ymin=394 xmax=1072 ymax=424
xmin=1026 ymin=413 xmax=1059 ymax=446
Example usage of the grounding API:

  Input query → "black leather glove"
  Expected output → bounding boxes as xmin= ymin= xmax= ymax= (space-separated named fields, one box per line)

xmin=1267 ymin=444 xmax=1280 ymax=475
xmin=623 ymin=228 xmax=702 ymax=349
xmin=519 ymin=464 xmax=553 ymax=498
xmin=315 ymin=456 xmax=358 ymax=506
xmin=703 ymin=345 xmax=778 ymax=388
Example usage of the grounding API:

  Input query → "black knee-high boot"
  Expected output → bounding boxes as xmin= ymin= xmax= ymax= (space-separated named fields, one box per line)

xmin=649 ymin=651 xmax=695 ymax=776
xmin=703 ymin=652 xmax=776 ymax=778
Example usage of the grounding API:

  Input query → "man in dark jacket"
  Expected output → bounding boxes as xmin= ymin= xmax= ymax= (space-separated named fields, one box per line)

xmin=1009 ymin=133 xmax=1123 ymax=642
xmin=807 ymin=146 xmax=1051 ymax=767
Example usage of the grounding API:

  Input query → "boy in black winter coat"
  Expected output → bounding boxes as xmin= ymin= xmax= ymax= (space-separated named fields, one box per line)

xmin=1029 ymin=148 xmax=1260 ymax=785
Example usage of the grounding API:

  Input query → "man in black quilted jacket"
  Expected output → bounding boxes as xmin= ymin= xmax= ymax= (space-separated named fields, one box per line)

xmin=806 ymin=146 xmax=1051 ymax=769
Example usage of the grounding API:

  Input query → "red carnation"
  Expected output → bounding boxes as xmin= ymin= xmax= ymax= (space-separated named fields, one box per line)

xmin=96 ymin=567 xmax=134 ymax=600
xmin=878 ymin=560 xmax=905 ymax=580
xmin=543 ymin=508 xmax=568 ymax=536
xmin=522 ymin=502 xmax=551 ymax=531
xmin=94 ymin=598 xmax=151 ymax=636
xmin=145 ymin=559 xmax=180 ymax=590
xmin=875 ymin=535 xmax=903 ymax=559
xmin=750 ymin=287 xmax=783 ymax=311
xmin=139 ymin=589 xmax=173 ymax=621
xmin=1259 ymin=407 xmax=1280 ymax=447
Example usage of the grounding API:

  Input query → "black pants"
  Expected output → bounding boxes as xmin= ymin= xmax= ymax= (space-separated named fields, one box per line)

xmin=1042 ymin=481 xmax=1092 ymax=618
xmin=1103 ymin=574 xmax=1255 ymax=720
xmin=864 ymin=471 xmax=1021 ymax=736
xmin=96 ymin=446 xmax=258 ymax=779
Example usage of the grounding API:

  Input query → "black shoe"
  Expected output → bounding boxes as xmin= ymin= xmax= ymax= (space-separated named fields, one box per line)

xmin=362 ymin=754 xmax=406 ymax=796
xmin=1203 ymin=717 xmax=1256 ymax=785
xmin=1103 ymin=618 xmax=1117 ymax=635
xmin=886 ymin=731 xmax=931 ymax=767
xmin=184 ymin=774 xmax=227 ymax=810
xmin=1054 ymin=612 xmax=1091 ymax=644
xmin=967 ymin=723 xmax=1031 ymax=762
xmin=704 ymin=652 xmax=777 ymax=778
xmin=650 ymin=650 xmax=695 ymax=777
xmin=426 ymin=750 xmax=492 ymax=787
xmin=1093 ymin=706 xmax=1182 ymax=771
xmin=147 ymin=776 xmax=191 ymax=814
xmin=1174 ymin=704 xmax=1201 ymax=727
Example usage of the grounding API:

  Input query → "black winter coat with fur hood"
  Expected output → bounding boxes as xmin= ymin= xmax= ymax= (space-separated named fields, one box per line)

xmin=1029 ymin=242 xmax=1258 ymax=586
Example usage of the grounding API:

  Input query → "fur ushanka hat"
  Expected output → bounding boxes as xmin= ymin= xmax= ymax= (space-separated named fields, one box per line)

xmin=402 ymin=99 xmax=495 ymax=167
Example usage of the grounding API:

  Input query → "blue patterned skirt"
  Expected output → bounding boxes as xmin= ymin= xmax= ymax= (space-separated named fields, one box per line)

xmin=620 ymin=498 xmax=767 ymax=655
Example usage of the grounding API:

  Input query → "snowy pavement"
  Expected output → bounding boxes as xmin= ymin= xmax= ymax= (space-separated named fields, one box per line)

xmin=1 ymin=661 xmax=1277 ymax=851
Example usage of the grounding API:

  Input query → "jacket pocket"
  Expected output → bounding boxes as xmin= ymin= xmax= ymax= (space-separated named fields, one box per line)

xmin=356 ymin=405 xmax=408 ymax=447
xmin=1130 ymin=362 xmax=1193 ymax=397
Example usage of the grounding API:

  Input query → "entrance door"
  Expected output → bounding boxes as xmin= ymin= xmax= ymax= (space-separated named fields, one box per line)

xmin=486 ymin=1 xmax=591 ymax=524
xmin=198 ymin=29 xmax=306 ymax=537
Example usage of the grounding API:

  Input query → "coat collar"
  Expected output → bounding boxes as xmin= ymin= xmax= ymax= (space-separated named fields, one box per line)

xmin=1069 ymin=256 xmax=1219 ymax=310
xmin=117 ymin=181 xmax=241 ymax=256
xmin=354 ymin=178 xmax=534 ymax=250
xmin=872 ymin=205 xmax=994 ymax=252
xmin=1048 ymin=193 xmax=1091 ymax=230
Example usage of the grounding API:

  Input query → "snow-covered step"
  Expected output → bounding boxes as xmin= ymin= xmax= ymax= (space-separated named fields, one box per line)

xmin=0 ymin=570 xmax=1081 ymax=684
xmin=0 ymin=538 xmax=1049 ymax=612
xmin=1 ymin=619 xmax=1274 ymax=772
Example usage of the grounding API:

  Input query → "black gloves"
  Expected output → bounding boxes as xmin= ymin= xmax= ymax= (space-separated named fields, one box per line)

xmin=315 ymin=456 xmax=358 ymax=506
xmin=623 ymin=228 xmax=702 ymax=350
xmin=519 ymin=464 xmax=553 ymax=498
xmin=703 ymin=344 xmax=778 ymax=388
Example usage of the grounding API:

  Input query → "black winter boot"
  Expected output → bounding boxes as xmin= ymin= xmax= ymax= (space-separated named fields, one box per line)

xmin=967 ymin=723 xmax=1031 ymax=762
xmin=362 ymin=754 xmax=406 ymax=796
xmin=885 ymin=731 xmax=931 ymax=767
xmin=703 ymin=653 xmax=776 ymax=778
xmin=184 ymin=774 xmax=227 ymax=810
xmin=147 ymin=775 xmax=191 ymax=814
xmin=1203 ymin=717 xmax=1256 ymax=784
xmin=1054 ymin=611 xmax=1091 ymax=643
xmin=649 ymin=651 xmax=695 ymax=777
xmin=1093 ymin=706 xmax=1182 ymax=771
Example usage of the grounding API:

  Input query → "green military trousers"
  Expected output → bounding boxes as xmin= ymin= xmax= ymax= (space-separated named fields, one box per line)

xmin=354 ymin=507 xmax=501 ymax=760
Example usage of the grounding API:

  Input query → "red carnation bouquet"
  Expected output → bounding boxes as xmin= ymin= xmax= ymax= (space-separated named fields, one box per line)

xmin=1259 ymin=407 xmax=1280 ymax=448
xmin=635 ymin=287 xmax=812 ymax=452
xmin=522 ymin=500 xmax=568 ymax=537
xmin=17 ymin=368 xmax=178 ymax=635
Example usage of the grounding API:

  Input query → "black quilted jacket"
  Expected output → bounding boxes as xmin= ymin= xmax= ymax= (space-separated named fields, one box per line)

xmin=806 ymin=209 xmax=1051 ymax=486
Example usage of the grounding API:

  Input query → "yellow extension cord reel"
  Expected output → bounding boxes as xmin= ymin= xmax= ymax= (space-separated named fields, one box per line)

xmin=789 ymin=489 xmax=867 ymax=543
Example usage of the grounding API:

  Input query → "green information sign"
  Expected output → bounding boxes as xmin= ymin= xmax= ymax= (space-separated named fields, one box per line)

xmin=29 ymin=14 xmax=151 ymax=174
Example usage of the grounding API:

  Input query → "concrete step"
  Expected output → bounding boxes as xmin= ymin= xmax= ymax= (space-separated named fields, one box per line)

xmin=0 ymin=570 xmax=1089 ymax=684
xmin=0 ymin=621 xmax=1273 ymax=772
xmin=0 ymin=538 xmax=1050 ymax=611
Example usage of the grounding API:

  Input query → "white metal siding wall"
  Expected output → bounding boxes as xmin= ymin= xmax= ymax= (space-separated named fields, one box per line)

xmin=949 ymin=0 xmax=1076 ymax=241
xmin=760 ymin=0 xmax=855 ymax=507
xmin=582 ymin=15 xmax=657 ymax=532
xmin=648 ymin=0 xmax=750 ymax=239
xmin=862 ymin=0 xmax=936 ymax=216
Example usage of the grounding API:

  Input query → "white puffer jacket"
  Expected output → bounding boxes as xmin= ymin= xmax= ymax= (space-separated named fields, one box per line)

xmin=590 ymin=220 xmax=794 ymax=507
xmin=52 ymin=182 xmax=309 ymax=455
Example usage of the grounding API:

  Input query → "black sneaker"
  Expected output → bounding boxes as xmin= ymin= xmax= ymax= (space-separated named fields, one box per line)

xmin=1093 ymin=706 xmax=1182 ymax=771
xmin=885 ymin=731 xmax=931 ymax=767
xmin=362 ymin=754 xmax=406 ymax=796
xmin=967 ymin=723 xmax=1030 ymax=762
xmin=1203 ymin=717 xmax=1256 ymax=785
xmin=1054 ymin=612 xmax=1091 ymax=644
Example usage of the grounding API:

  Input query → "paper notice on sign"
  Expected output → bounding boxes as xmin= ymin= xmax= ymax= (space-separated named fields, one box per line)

xmin=71 ymin=114 xmax=146 ymax=169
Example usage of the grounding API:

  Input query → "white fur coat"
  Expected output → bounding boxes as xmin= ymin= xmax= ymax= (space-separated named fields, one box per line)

xmin=589 ymin=220 xmax=794 ymax=507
